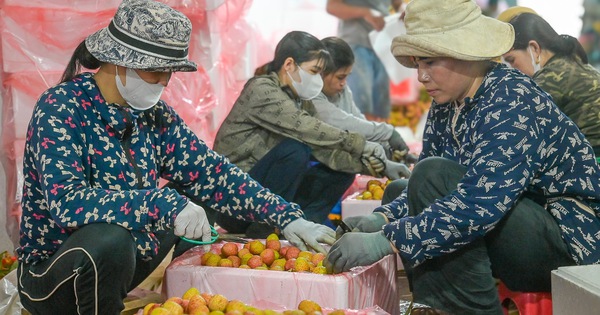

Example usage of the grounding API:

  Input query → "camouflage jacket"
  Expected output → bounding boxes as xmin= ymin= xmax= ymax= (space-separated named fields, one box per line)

xmin=18 ymin=73 xmax=304 ymax=264
xmin=214 ymin=72 xmax=367 ymax=174
xmin=534 ymin=55 xmax=600 ymax=154
xmin=376 ymin=64 xmax=600 ymax=267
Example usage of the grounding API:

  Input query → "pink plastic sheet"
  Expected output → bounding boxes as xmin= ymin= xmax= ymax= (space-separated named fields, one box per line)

xmin=162 ymin=241 xmax=399 ymax=314
xmin=1 ymin=6 xmax=117 ymax=73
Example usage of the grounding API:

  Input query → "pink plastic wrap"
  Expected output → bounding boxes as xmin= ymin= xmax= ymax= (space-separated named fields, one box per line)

xmin=161 ymin=69 xmax=218 ymax=145
xmin=162 ymin=241 xmax=399 ymax=314
xmin=1 ymin=6 xmax=117 ymax=73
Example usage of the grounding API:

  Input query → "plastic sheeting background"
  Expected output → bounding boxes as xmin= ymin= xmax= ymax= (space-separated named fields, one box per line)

xmin=0 ymin=0 xmax=341 ymax=252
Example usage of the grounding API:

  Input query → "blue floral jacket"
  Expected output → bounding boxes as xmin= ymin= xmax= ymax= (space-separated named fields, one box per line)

xmin=376 ymin=64 xmax=600 ymax=267
xmin=18 ymin=73 xmax=303 ymax=264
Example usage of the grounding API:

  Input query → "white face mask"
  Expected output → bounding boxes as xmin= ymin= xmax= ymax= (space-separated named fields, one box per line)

xmin=287 ymin=63 xmax=323 ymax=100
xmin=115 ymin=67 xmax=165 ymax=111
xmin=528 ymin=46 xmax=541 ymax=75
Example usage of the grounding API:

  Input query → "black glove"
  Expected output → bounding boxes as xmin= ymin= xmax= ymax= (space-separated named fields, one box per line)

xmin=388 ymin=130 xmax=409 ymax=155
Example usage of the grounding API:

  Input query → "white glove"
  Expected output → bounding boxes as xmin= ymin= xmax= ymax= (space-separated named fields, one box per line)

xmin=367 ymin=156 xmax=386 ymax=175
xmin=282 ymin=218 xmax=336 ymax=254
xmin=174 ymin=201 xmax=211 ymax=241
xmin=383 ymin=160 xmax=411 ymax=180
xmin=362 ymin=142 xmax=388 ymax=177
xmin=362 ymin=141 xmax=387 ymax=161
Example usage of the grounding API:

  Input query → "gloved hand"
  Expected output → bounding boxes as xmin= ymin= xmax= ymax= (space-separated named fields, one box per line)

xmin=392 ymin=149 xmax=419 ymax=164
xmin=174 ymin=201 xmax=211 ymax=242
xmin=325 ymin=231 xmax=395 ymax=274
xmin=388 ymin=129 xmax=409 ymax=154
xmin=366 ymin=155 xmax=386 ymax=175
xmin=362 ymin=142 xmax=388 ymax=177
xmin=282 ymin=218 xmax=336 ymax=254
xmin=335 ymin=213 xmax=388 ymax=239
xmin=362 ymin=141 xmax=387 ymax=161
xmin=383 ymin=160 xmax=411 ymax=180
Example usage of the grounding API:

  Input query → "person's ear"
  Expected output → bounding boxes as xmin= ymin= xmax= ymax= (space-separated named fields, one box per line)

xmin=528 ymin=40 xmax=542 ymax=60
xmin=283 ymin=57 xmax=296 ymax=72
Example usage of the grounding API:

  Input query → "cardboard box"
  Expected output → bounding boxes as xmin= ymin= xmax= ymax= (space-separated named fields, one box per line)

xmin=341 ymin=192 xmax=381 ymax=219
xmin=162 ymin=241 xmax=398 ymax=314
xmin=551 ymin=265 xmax=600 ymax=314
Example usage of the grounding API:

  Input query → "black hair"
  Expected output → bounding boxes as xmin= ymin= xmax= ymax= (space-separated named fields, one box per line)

xmin=60 ymin=40 xmax=102 ymax=83
xmin=266 ymin=31 xmax=331 ymax=73
xmin=510 ymin=13 xmax=588 ymax=64
xmin=320 ymin=37 xmax=355 ymax=75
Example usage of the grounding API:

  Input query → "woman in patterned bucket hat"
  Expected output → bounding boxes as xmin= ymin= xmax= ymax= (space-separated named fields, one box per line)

xmin=17 ymin=1 xmax=337 ymax=314
xmin=326 ymin=0 xmax=600 ymax=313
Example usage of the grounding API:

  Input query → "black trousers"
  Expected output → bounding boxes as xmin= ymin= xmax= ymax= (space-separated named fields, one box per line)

xmin=215 ymin=138 xmax=354 ymax=237
xmin=17 ymin=223 xmax=192 ymax=315
xmin=384 ymin=157 xmax=575 ymax=314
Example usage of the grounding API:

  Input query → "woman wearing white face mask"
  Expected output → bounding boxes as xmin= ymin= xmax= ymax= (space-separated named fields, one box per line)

xmin=17 ymin=2 xmax=341 ymax=314
xmin=114 ymin=66 xmax=169 ymax=111
xmin=500 ymin=12 xmax=600 ymax=158
xmin=213 ymin=31 xmax=405 ymax=238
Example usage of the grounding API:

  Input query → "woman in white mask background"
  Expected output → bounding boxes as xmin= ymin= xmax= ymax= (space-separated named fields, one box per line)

xmin=213 ymin=30 xmax=408 ymax=238
xmin=500 ymin=11 xmax=600 ymax=158
xmin=17 ymin=2 xmax=340 ymax=314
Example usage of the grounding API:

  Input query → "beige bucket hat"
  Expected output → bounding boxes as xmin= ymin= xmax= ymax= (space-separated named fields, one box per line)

xmin=391 ymin=0 xmax=515 ymax=68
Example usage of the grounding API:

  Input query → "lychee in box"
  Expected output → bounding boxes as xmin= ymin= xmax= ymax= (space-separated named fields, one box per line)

xmin=162 ymin=240 xmax=398 ymax=314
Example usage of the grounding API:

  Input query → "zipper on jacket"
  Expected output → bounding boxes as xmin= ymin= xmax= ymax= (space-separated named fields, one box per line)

xmin=119 ymin=108 xmax=144 ymax=189
xmin=451 ymin=100 xmax=465 ymax=148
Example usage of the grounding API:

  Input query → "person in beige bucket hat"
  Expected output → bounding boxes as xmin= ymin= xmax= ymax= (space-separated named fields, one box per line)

xmin=17 ymin=1 xmax=339 ymax=314
xmin=326 ymin=0 xmax=600 ymax=314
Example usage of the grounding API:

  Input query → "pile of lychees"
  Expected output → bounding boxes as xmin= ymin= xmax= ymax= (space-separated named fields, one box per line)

xmin=141 ymin=287 xmax=348 ymax=315
xmin=200 ymin=233 xmax=327 ymax=274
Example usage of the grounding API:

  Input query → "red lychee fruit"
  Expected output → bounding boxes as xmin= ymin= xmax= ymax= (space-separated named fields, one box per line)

xmin=221 ymin=242 xmax=239 ymax=258
xmin=285 ymin=246 xmax=301 ymax=260
xmin=247 ymin=255 xmax=264 ymax=269
xmin=260 ymin=248 xmax=276 ymax=266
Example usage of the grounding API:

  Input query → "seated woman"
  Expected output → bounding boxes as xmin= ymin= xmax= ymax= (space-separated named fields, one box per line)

xmin=16 ymin=1 xmax=336 ymax=314
xmin=501 ymin=11 xmax=600 ymax=159
xmin=212 ymin=31 xmax=409 ymax=237
xmin=312 ymin=36 xmax=418 ymax=165
xmin=325 ymin=0 xmax=600 ymax=313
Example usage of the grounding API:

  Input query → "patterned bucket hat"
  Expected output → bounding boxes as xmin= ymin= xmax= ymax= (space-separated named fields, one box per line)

xmin=391 ymin=0 xmax=514 ymax=68
xmin=85 ymin=0 xmax=197 ymax=72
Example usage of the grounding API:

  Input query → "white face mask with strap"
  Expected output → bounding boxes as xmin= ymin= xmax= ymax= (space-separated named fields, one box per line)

xmin=287 ymin=63 xmax=323 ymax=100
xmin=528 ymin=46 xmax=542 ymax=75
xmin=115 ymin=67 xmax=165 ymax=111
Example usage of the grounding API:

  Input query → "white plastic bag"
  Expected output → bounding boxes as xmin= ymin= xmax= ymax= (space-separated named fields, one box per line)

xmin=369 ymin=13 xmax=417 ymax=84
xmin=0 ymin=270 xmax=24 ymax=315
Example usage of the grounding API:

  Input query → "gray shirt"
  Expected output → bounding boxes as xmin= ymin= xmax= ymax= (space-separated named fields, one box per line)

xmin=337 ymin=0 xmax=392 ymax=48
xmin=312 ymin=87 xmax=394 ymax=142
